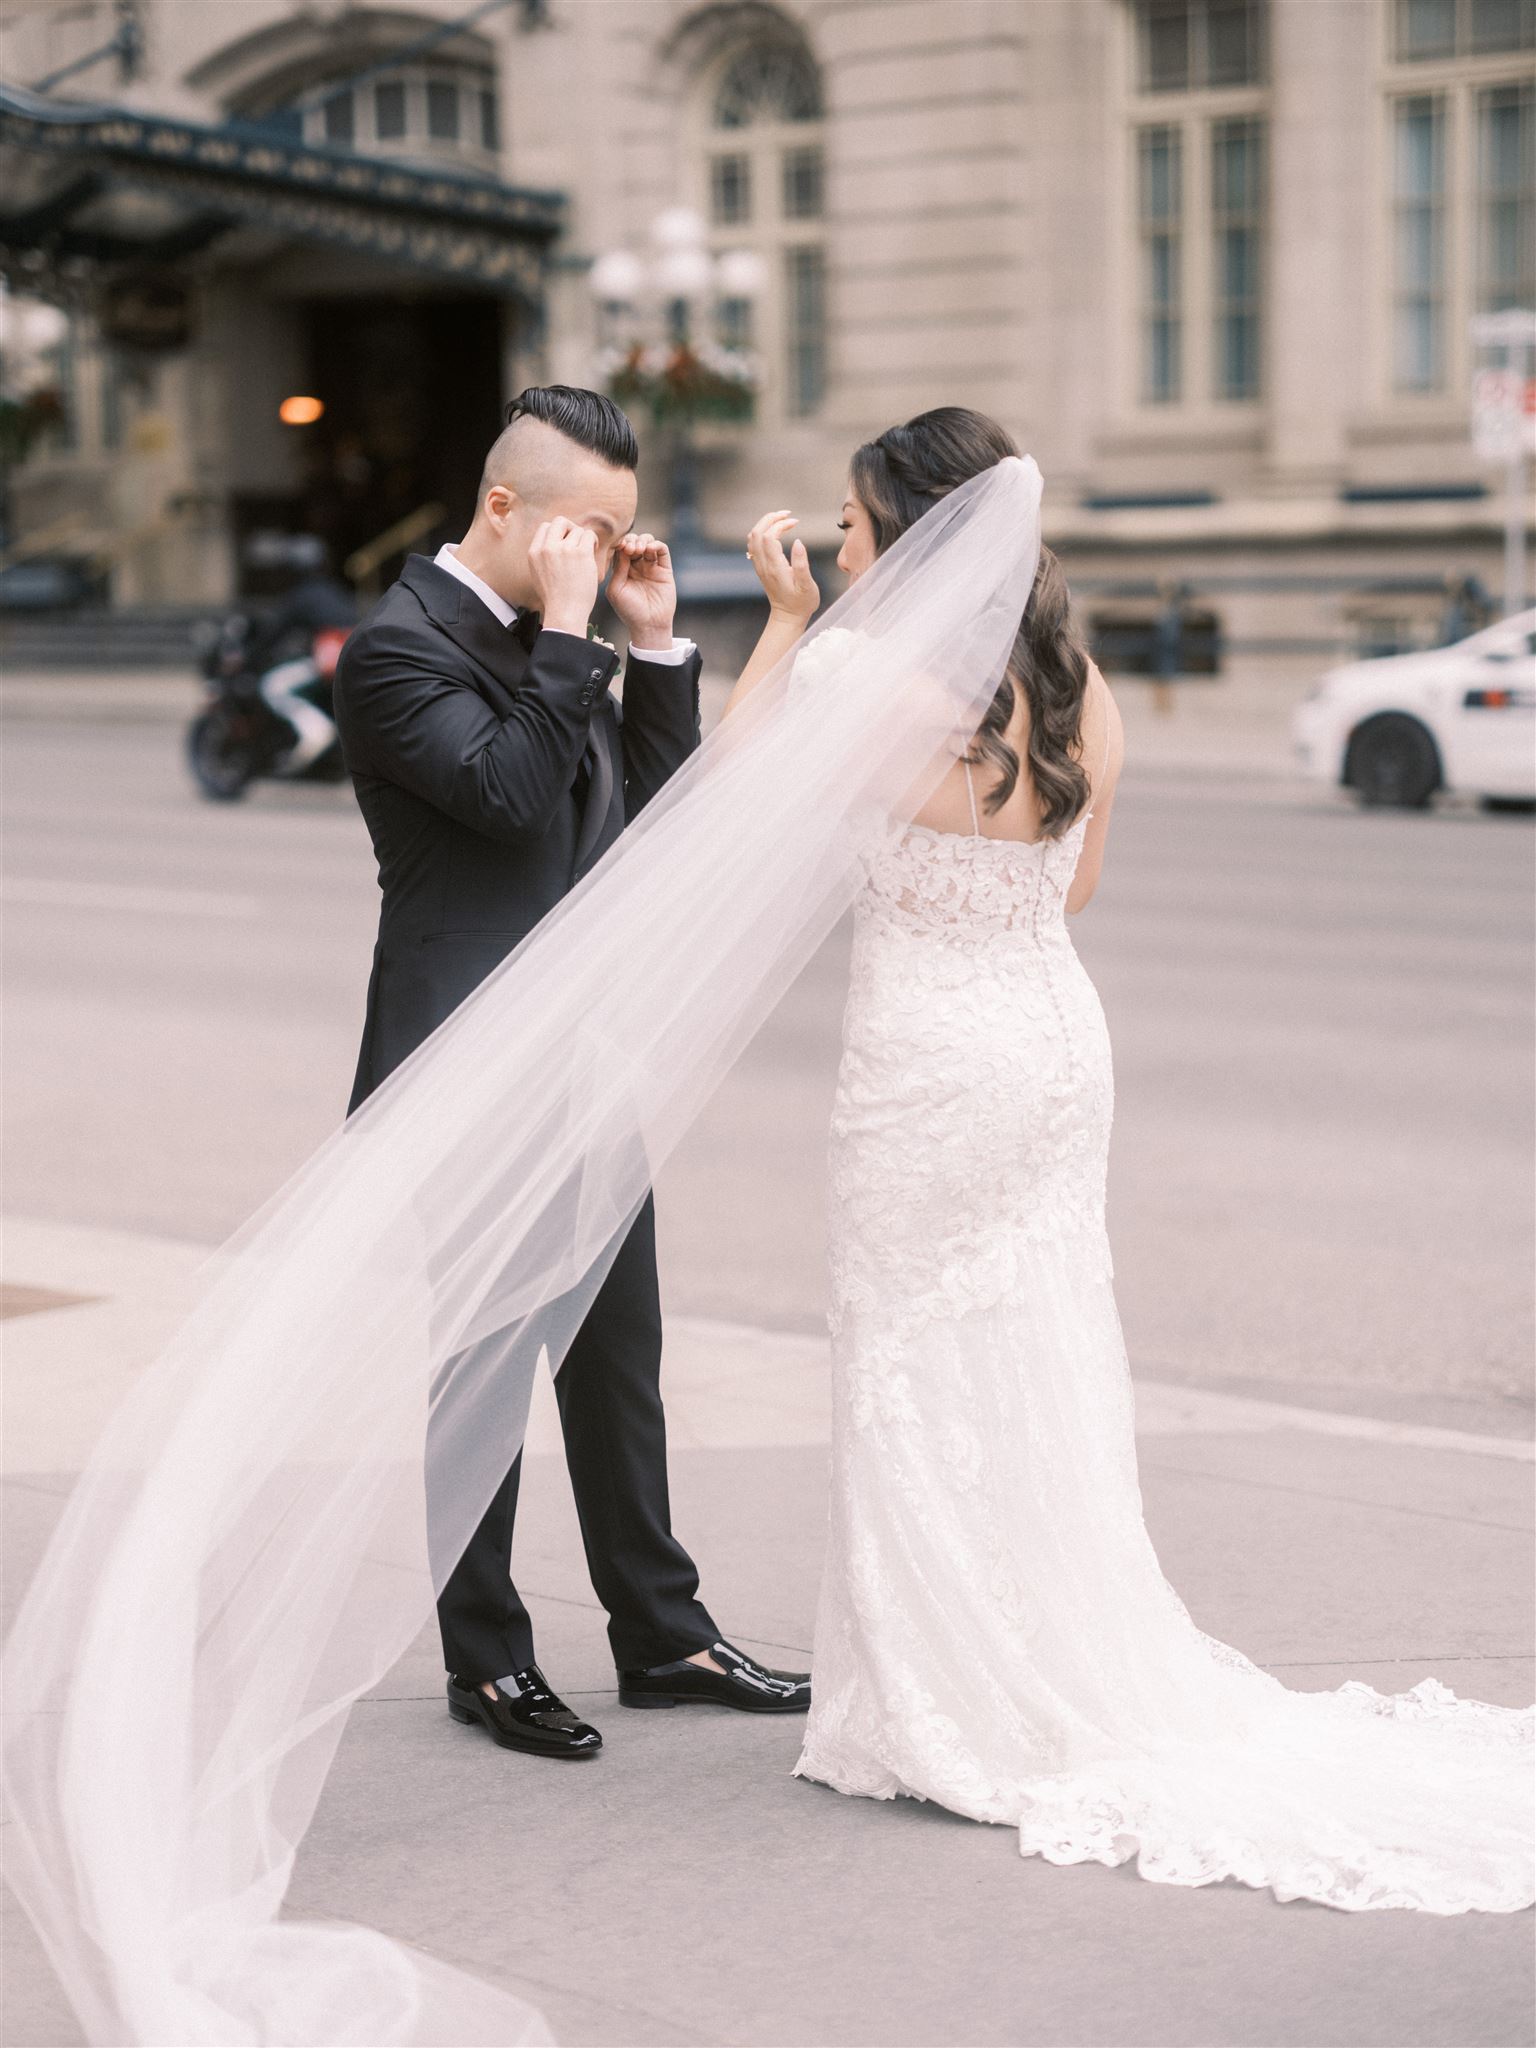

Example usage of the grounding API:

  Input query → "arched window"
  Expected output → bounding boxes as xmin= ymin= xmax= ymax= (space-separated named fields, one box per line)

xmin=294 ymin=61 xmax=501 ymax=167
xmin=193 ymin=12 xmax=503 ymax=170
xmin=226 ymin=53 xmax=501 ymax=170
xmin=696 ymin=35 xmax=827 ymax=418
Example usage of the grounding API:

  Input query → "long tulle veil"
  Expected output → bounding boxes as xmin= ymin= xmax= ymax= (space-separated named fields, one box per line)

xmin=2 ymin=455 xmax=1045 ymax=2044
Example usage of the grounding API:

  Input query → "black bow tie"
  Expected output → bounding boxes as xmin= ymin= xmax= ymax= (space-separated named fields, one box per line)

xmin=510 ymin=607 xmax=542 ymax=654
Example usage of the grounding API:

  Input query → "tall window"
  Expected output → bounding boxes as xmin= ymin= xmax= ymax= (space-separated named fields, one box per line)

xmin=697 ymin=37 xmax=827 ymax=420
xmin=1138 ymin=127 xmax=1183 ymax=401
xmin=1477 ymin=81 xmax=1534 ymax=310
xmin=1393 ymin=97 xmax=1447 ymax=390
xmin=1384 ymin=0 xmax=1534 ymax=399
xmin=1395 ymin=0 xmax=1535 ymax=59
xmin=1137 ymin=0 xmax=1266 ymax=91
xmin=1127 ymin=0 xmax=1266 ymax=407
xmin=785 ymin=245 xmax=827 ymax=416
xmin=711 ymin=152 xmax=751 ymax=225
xmin=1211 ymin=117 xmax=1263 ymax=398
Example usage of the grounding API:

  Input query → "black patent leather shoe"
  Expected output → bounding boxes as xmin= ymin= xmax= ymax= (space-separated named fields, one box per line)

xmin=618 ymin=1639 xmax=811 ymax=1714
xmin=446 ymin=1665 xmax=603 ymax=1758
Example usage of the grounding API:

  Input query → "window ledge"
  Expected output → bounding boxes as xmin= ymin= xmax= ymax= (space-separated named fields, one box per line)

xmin=1346 ymin=409 xmax=1476 ymax=448
xmin=1095 ymin=413 xmax=1267 ymax=458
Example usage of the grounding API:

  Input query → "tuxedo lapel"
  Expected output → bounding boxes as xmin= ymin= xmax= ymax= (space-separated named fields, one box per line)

xmin=400 ymin=554 xmax=524 ymax=714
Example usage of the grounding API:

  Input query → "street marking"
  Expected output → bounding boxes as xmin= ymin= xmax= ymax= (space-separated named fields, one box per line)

xmin=667 ymin=1319 xmax=1532 ymax=1463
xmin=1132 ymin=1378 xmax=1534 ymax=1462
xmin=2 ymin=878 xmax=263 ymax=920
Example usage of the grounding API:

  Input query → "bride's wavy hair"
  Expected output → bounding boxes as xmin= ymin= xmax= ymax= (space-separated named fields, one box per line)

xmin=850 ymin=408 xmax=1091 ymax=835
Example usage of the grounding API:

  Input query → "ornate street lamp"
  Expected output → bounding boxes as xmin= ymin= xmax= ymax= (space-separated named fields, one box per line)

xmin=588 ymin=208 xmax=765 ymax=556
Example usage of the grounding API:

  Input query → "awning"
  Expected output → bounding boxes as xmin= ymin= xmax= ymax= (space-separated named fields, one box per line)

xmin=0 ymin=82 xmax=563 ymax=298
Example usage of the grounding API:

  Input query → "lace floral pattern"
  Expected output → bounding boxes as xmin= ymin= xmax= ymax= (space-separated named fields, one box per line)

xmin=797 ymin=821 xmax=1535 ymax=1916
xmin=828 ymin=819 xmax=1113 ymax=1357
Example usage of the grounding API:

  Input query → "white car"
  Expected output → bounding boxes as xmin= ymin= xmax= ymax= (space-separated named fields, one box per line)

xmin=1293 ymin=609 xmax=1536 ymax=809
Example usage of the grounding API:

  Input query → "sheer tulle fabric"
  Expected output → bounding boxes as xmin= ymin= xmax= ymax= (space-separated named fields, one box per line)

xmin=0 ymin=459 xmax=1046 ymax=2045
xmin=794 ymin=806 xmax=1535 ymax=1914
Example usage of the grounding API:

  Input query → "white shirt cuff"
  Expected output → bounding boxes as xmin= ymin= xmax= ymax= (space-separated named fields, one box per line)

xmin=627 ymin=638 xmax=696 ymax=666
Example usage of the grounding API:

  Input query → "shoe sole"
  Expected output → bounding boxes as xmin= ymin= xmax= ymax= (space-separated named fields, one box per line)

xmin=447 ymin=1697 xmax=602 ymax=1757
xmin=618 ymin=1688 xmax=809 ymax=1714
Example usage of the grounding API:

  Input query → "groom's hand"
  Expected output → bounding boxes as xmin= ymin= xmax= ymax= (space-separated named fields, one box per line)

xmin=528 ymin=517 xmax=602 ymax=639
xmin=606 ymin=533 xmax=678 ymax=653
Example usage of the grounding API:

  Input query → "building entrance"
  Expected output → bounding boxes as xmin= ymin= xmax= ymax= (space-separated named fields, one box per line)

xmin=234 ymin=294 xmax=505 ymax=595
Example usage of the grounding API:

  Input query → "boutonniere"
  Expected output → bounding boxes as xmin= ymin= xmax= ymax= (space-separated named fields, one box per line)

xmin=585 ymin=626 xmax=617 ymax=655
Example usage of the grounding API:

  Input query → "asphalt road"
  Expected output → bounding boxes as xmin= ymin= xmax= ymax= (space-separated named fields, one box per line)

xmin=4 ymin=708 xmax=1533 ymax=2048
xmin=3 ymin=715 xmax=1532 ymax=1432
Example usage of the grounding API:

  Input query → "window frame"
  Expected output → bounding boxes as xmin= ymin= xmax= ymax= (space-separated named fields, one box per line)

xmin=1475 ymin=77 xmax=1534 ymax=312
xmin=1392 ymin=0 xmax=1536 ymax=62
xmin=688 ymin=38 xmax=829 ymax=428
xmin=709 ymin=150 xmax=753 ymax=226
xmin=1391 ymin=92 xmax=1450 ymax=393
xmin=1376 ymin=14 xmax=1535 ymax=407
xmin=1118 ymin=2 xmax=1268 ymax=419
xmin=1136 ymin=123 xmax=1185 ymax=404
xmin=1210 ymin=114 xmax=1265 ymax=400
xmin=1136 ymin=0 xmax=1269 ymax=94
xmin=297 ymin=62 xmax=502 ymax=167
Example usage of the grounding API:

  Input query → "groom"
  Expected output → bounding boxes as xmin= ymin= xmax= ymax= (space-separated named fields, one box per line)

xmin=334 ymin=386 xmax=809 ymax=1758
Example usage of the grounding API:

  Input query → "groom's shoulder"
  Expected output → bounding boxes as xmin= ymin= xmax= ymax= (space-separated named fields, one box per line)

xmin=356 ymin=565 xmax=435 ymax=642
xmin=337 ymin=570 xmax=447 ymax=682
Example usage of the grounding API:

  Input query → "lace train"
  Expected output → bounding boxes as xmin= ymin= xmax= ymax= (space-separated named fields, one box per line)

xmin=796 ymin=823 xmax=1534 ymax=1915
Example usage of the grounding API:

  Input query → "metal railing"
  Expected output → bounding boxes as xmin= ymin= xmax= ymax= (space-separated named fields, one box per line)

xmin=0 ymin=511 xmax=90 ymax=574
xmin=344 ymin=502 xmax=446 ymax=598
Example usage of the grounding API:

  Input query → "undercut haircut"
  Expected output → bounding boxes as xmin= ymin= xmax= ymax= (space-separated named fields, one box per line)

xmin=504 ymin=385 xmax=638 ymax=471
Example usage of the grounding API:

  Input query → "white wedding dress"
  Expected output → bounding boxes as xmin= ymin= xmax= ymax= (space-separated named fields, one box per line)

xmin=795 ymin=767 xmax=1534 ymax=1914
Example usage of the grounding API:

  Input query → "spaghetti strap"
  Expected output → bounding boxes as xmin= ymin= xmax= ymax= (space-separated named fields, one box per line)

xmin=962 ymin=755 xmax=981 ymax=835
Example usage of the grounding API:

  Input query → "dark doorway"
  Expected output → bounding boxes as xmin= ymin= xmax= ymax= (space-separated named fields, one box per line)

xmin=293 ymin=295 xmax=505 ymax=578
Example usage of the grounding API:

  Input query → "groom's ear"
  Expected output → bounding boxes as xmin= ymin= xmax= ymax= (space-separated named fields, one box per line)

xmin=482 ymin=484 xmax=518 ymax=530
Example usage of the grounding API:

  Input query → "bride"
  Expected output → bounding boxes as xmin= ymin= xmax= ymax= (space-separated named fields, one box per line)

xmin=4 ymin=416 xmax=1529 ymax=2048
xmin=730 ymin=407 xmax=1532 ymax=1915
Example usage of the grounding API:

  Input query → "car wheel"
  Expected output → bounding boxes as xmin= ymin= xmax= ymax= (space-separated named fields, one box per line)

xmin=1345 ymin=714 xmax=1441 ymax=810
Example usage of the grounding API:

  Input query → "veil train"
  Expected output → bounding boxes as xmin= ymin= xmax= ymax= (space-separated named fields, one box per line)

xmin=2 ymin=460 xmax=1045 ymax=2045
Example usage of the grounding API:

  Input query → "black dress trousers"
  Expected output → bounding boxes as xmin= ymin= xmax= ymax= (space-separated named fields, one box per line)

xmin=434 ymin=1195 xmax=718 ymax=1680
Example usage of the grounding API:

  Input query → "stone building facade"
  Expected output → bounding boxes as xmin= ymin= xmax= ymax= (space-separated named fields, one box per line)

xmin=1 ymin=0 xmax=1531 ymax=680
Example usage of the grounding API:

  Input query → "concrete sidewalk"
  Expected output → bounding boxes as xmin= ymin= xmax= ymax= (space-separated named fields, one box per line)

xmin=3 ymin=1216 xmax=1531 ymax=2048
xmin=0 ymin=664 xmax=1311 ymax=785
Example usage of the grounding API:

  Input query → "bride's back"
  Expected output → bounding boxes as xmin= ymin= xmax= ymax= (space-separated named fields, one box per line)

xmin=910 ymin=663 xmax=1120 ymax=883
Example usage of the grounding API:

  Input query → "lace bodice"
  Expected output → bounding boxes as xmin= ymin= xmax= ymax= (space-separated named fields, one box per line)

xmin=828 ymin=812 xmax=1114 ymax=1352
xmin=860 ymin=816 xmax=1090 ymax=950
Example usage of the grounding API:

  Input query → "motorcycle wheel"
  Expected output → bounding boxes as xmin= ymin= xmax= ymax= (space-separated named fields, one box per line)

xmin=187 ymin=706 xmax=256 ymax=801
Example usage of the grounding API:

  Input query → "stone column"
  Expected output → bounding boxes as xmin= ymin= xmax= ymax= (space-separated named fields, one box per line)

xmin=1261 ymin=0 xmax=1376 ymax=494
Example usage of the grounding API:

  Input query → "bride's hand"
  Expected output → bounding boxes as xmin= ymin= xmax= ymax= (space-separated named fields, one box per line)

xmin=746 ymin=511 xmax=819 ymax=624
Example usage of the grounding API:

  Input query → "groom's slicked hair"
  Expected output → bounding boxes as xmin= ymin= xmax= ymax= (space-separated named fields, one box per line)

xmin=504 ymin=385 xmax=638 ymax=470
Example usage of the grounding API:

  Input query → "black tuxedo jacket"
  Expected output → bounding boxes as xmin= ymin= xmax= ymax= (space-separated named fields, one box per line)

xmin=334 ymin=553 xmax=702 ymax=1112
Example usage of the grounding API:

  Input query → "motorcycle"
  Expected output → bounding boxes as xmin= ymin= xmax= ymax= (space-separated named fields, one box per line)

xmin=186 ymin=615 xmax=350 ymax=802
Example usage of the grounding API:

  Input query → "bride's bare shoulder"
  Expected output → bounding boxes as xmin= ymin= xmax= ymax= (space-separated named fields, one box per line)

xmin=1081 ymin=661 xmax=1125 ymax=791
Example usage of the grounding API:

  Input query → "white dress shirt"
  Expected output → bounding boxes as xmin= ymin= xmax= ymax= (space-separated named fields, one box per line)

xmin=434 ymin=543 xmax=695 ymax=664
